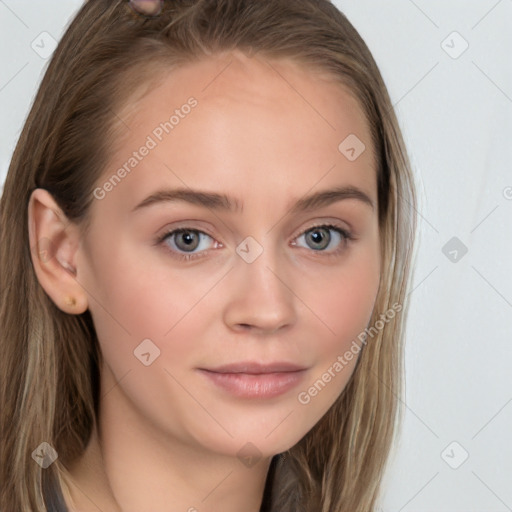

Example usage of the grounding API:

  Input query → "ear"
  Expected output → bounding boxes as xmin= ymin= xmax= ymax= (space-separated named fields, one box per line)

xmin=27 ymin=188 xmax=89 ymax=314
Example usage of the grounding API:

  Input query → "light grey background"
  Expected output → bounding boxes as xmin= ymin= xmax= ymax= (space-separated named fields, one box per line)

xmin=1 ymin=1 xmax=511 ymax=510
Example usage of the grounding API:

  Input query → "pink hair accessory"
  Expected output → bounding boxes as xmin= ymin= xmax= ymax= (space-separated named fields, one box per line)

xmin=128 ymin=0 xmax=163 ymax=17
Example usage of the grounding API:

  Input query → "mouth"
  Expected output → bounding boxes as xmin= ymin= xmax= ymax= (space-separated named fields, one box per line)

xmin=197 ymin=361 xmax=308 ymax=399
xmin=199 ymin=361 xmax=308 ymax=374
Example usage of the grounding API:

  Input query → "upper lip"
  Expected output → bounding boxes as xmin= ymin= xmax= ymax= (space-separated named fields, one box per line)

xmin=200 ymin=361 xmax=308 ymax=374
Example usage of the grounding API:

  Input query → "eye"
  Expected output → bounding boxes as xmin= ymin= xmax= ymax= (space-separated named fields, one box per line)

xmin=292 ymin=223 xmax=354 ymax=255
xmin=157 ymin=228 xmax=218 ymax=261
xmin=156 ymin=223 xmax=354 ymax=262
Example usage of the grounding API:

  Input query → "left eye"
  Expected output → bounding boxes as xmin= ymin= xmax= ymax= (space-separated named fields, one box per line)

xmin=158 ymin=223 xmax=352 ymax=261
xmin=293 ymin=224 xmax=349 ymax=252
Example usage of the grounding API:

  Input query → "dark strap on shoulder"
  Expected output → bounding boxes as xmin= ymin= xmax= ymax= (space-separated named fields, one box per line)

xmin=42 ymin=471 xmax=69 ymax=512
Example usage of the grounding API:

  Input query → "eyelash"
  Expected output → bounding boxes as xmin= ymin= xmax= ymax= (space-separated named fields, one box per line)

xmin=156 ymin=223 xmax=355 ymax=262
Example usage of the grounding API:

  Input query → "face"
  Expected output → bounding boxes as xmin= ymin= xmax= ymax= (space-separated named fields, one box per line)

xmin=76 ymin=50 xmax=380 ymax=459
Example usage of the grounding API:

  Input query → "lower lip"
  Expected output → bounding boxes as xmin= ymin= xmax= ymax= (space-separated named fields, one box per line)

xmin=198 ymin=369 xmax=306 ymax=399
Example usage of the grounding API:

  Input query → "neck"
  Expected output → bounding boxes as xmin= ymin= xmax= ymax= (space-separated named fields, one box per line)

xmin=64 ymin=368 xmax=274 ymax=512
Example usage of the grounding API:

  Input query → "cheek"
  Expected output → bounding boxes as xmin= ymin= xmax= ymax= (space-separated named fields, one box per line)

xmin=291 ymin=248 xmax=379 ymax=420
xmin=301 ymin=247 xmax=380 ymax=353
xmin=83 ymin=251 xmax=229 ymax=403
xmin=78 ymin=235 xmax=167 ymax=374
xmin=82 ymin=230 xmax=209 ymax=340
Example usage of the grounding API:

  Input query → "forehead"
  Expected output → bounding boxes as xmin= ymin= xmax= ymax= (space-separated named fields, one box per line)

xmin=103 ymin=50 xmax=377 ymax=212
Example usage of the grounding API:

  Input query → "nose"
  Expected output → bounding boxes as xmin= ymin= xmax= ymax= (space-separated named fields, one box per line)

xmin=222 ymin=240 xmax=297 ymax=335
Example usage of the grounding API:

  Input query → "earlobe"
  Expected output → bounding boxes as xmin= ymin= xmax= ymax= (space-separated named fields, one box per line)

xmin=27 ymin=188 xmax=89 ymax=314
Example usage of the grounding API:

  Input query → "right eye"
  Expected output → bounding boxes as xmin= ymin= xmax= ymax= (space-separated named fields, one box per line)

xmin=157 ymin=228 xmax=220 ymax=262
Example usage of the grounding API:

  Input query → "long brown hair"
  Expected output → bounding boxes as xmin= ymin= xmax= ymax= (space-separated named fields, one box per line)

xmin=0 ymin=1 xmax=417 ymax=510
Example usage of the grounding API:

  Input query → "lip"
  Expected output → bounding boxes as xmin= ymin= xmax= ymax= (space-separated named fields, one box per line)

xmin=198 ymin=370 xmax=307 ymax=398
xmin=200 ymin=361 xmax=308 ymax=374
xmin=197 ymin=361 xmax=308 ymax=399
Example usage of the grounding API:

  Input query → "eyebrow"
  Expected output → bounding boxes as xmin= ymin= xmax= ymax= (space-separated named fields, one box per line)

xmin=131 ymin=185 xmax=375 ymax=214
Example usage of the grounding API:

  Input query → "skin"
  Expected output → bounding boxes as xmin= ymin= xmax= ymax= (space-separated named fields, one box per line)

xmin=28 ymin=50 xmax=381 ymax=511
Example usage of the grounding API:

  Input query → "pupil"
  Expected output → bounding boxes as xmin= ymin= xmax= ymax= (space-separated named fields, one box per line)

xmin=308 ymin=228 xmax=329 ymax=250
xmin=177 ymin=230 xmax=198 ymax=251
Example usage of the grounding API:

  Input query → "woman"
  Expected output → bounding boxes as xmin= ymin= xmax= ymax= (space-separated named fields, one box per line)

xmin=0 ymin=0 xmax=417 ymax=510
